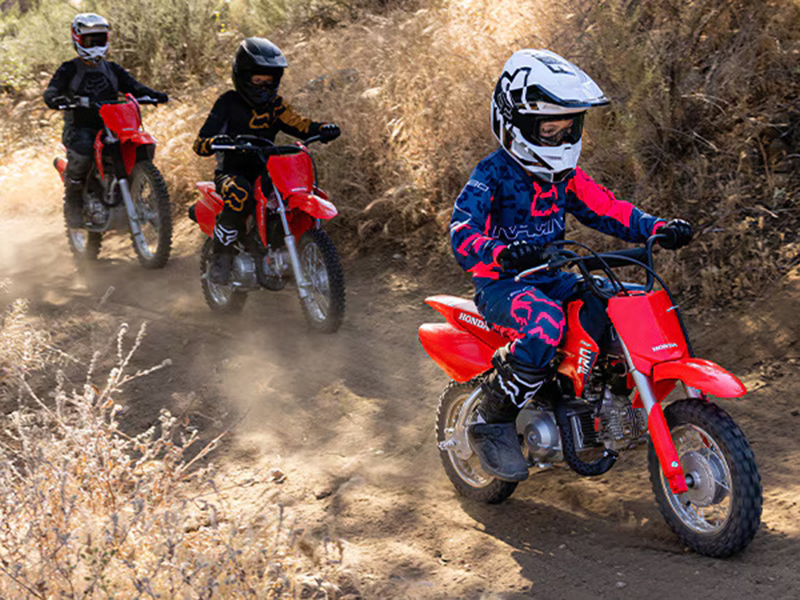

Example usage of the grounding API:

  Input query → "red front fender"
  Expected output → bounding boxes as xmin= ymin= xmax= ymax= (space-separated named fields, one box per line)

xmin=653 ymin=357 xmax=747 ymax=398
xmin=287 ymin=192 xmax=338 ymax=220
xmin=419 ymin=323 xmax=493 ymax=383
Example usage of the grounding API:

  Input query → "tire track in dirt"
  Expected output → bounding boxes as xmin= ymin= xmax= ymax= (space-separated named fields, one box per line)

xmin=2 ymin=209 xmax=799 ymax=599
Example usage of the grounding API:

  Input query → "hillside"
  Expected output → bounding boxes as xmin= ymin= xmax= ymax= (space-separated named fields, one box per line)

xmin=1 ymin=0 xmax=800 ymax=597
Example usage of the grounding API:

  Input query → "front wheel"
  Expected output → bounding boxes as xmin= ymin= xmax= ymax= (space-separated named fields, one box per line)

xmin=298 ymin=229 xmax=345 ymax=333
xmin=648 ymin=399 xmax=762 ymax=557
xmin=437 ymin=379 xmax=518 ymax=504
xmin=129 ymin=161 xmax=172 ymax=269
xmin=200 ymin=238 xmax=247 ymax=314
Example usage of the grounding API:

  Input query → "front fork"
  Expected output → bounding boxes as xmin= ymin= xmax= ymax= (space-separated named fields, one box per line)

xmin=621 ymin=341 xmax=689 ymax=494
xmin=106 ymin=128 xmax=149 ymax=250
xmin=273 ymin=188 xmax=311 ymax=299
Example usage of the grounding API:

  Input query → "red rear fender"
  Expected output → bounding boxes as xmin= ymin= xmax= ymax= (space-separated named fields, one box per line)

xmin=419 ymin=323 xmax=493 ymax=382
xmin=653 ymin=357 xmax=747 ymax=398
xmin=287 ymin=192 xmax=338 ymax=220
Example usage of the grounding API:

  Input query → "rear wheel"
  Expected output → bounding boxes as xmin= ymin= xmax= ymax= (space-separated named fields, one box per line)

xmin=648 ymin=399 xmax=762 ymax=557
xmin=200 ymin=238 xmax=247 ymax=314
xmin=129 ymin=161 xmax=172 ymax=269
xmin=437 ymin=379 xmax=518 ymax=504
xmin=298 ymin=229 xmax=345 ymax=333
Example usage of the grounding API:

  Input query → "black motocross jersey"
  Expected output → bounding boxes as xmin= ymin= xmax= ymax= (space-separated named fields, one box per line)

xmin=193 ymin=90 xmax=324 ymax=177
xmin=43 ymin=58 xmax=158 ymax=130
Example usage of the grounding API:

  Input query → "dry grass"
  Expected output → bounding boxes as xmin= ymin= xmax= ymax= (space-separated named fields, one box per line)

xmin=1 ymin=0 xmax=798 ymax=305
xmin=0 ymin=299 xmax=345 ymax=598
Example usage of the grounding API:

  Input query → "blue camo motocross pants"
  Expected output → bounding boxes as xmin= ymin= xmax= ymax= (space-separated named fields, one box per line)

xmin=475 ymin=273 xmax=609 ymax=369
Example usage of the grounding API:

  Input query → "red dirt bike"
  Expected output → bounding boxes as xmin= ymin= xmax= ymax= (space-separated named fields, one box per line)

xmin=190 ymin=135 xmax=345 ymax=332
xmin=53 ymin=93 xmax=172 ymax=268
xmin=420 ymin=236 xmax=762 ymax=557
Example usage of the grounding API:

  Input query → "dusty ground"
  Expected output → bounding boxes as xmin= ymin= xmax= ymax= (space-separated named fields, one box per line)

xmin=1 ymin=149 xmax=799 ymax=598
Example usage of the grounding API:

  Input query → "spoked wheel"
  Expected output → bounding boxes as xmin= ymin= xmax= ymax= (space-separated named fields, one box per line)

xmin=649 ymin=399 xmax=762 ymax=557
xmin=298 ymin=229 xmax=345 ymax=333
xmin=129 ymin=161 xmax=172 ymax=269
xmin=436 ymin=378 xmax=518 ymax=504
xmin=199 ymin=238 xmax=247 ymax=314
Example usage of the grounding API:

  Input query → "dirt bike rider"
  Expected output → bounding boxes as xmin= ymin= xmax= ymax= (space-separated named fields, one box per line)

xmin=450 ymin=50 xmax=694 ymax=482
xmin=43 ymin=13 xmax=169 ymax=228
xmin=192 ymin=37 xmax=341 ymax=285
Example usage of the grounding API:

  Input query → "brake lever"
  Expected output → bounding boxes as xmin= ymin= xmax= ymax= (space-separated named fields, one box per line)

xmin=514 ymin=257 xmax=570 ymax=282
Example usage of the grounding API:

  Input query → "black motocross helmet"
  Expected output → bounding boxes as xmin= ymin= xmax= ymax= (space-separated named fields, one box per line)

xmin=232 ymin=37 xmax=288 ymax=109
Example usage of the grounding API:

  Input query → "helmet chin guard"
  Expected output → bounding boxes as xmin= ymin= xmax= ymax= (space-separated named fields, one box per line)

xmin=491 ymin=49 xmax=609 ymax=181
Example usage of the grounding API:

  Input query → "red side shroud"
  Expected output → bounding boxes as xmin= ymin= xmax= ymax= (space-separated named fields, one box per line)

xmin=54 ymin=157 xmax=67 ymax=182
xmin=556 ymin=300 xmax=599 ymax=398
xmin=419 ymin=295 xmax=507 ymax=382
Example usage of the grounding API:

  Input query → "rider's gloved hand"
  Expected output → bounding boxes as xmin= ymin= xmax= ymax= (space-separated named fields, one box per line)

xmin=319 ymin=123 xmax=341 ymax=143
xmin=658 ymin=219 xmax=693 ymax=250
xmin=212 ymin=134 xmax=235 ymax=148
xmin=74 ymin=96 xmax=91 ymax=108
xmin=497 ymin=240 xmax=546 ymax=272
xmin=152 ymin=91 xmax=169 ymax=103
xmin=49 ymin=95 xmax=71 ymax=110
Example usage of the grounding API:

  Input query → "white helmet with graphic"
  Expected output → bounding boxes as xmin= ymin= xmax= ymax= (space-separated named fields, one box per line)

xmin=491 ymin=49 xmax=609 ymax=181
xmin=72 ymin=13 xmax=111 ymax=64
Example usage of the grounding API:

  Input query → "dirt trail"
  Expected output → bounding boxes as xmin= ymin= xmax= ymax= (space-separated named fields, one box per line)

xmin=2 ymin=183 xmax=800 ymax=598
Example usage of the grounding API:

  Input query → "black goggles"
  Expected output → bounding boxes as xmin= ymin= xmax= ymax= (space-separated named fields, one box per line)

xmin=80 ymin=32 xmax=109 ymax=48
xmin=512 ymin=112 xmax=584 ymax=147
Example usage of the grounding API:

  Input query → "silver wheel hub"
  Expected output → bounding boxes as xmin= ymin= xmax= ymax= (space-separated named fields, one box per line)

xmin=662 ymin=424 xmax=733 ymax=534
xmin=441 ymin=387 xmax=493 ymax=488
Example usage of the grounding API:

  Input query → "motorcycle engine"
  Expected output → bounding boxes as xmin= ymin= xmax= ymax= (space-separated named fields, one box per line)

xmin=596 ymin=390 xmax=647 ymax=451
xmin=232 ymin=254 xmax=258 ymax=289
xmin=85 ymin=191 xmax=110 ymax=227
xmin=519 ymin=407 xmax=562 ymax=466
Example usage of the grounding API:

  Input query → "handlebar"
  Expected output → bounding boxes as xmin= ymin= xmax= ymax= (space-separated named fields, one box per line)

xmin=515 ymin=234 xmax=672 ymax=299
xmin=52 ymin=95 xmax=166 ymax=110
xmin=209 ymin=134 xmax=324 ymax=156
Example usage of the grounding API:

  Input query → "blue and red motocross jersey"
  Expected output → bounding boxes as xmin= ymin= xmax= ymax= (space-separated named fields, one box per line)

xmin=450 ymin=149 xmax=666 ymax=291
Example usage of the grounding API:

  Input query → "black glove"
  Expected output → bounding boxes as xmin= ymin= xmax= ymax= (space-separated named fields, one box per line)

xmin=658 ymin=219 xmax=693 ymax=250
xmin=153 ymin=91 xmax=169 ymax=103
xmin=212 ymin=134 xmax=235 ymax=148
xmin=497 ymin=241 xmax=546 ymax=272
xmin=49 ymin=95 xmax=71 ymax=110
xmin=319 ymin=123 xmax=341 ymax=143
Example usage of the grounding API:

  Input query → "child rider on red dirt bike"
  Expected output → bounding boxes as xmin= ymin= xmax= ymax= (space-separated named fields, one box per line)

xmin=43 ymin=13 xmax=168 ymax=228
xmin=451 ymin=49 xmax=694 ymax=482
xmin=192 ymin=37 xmax=341 ymax=285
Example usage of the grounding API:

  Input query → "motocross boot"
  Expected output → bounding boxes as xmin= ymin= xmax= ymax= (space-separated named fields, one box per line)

xmin=468 ymin=346 xmax=550 ymax=482
xmin=63 ymin=179 xmax=85 ymax=228
xmin=208 ymin=239 xmax=235 ymax=285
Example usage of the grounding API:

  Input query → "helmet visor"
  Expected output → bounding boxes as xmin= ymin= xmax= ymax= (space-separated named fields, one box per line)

xmin=513 ymin=112 xmax=584 ymax=147
xmin=80 ymin=32 xmax=109 ymax=48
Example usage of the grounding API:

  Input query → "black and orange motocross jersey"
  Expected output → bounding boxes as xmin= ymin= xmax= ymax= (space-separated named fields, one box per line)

xmin=193 ymin=90 xmax=324 ymax=178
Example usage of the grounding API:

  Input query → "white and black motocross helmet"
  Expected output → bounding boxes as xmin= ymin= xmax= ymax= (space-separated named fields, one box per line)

xmin=492 ymin=49 xmax=609 ymax=181
xmin=71 ymin=13 xmax=111 ymax=64
xmin=232 ymin=37 xmax=289 ymax=109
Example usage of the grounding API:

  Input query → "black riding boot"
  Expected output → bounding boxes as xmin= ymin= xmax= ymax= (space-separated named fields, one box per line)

xmin=468 ymin=347 xmax=550 ymax=482
xmin=208 ymin=238 xmax=235 ymax=285
xmin=64 ymin=179 xmax=85 ymax=228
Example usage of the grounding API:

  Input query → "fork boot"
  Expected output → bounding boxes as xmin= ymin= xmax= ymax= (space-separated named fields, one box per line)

xmin=468 ymin=347 xmax=550 ymax=482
